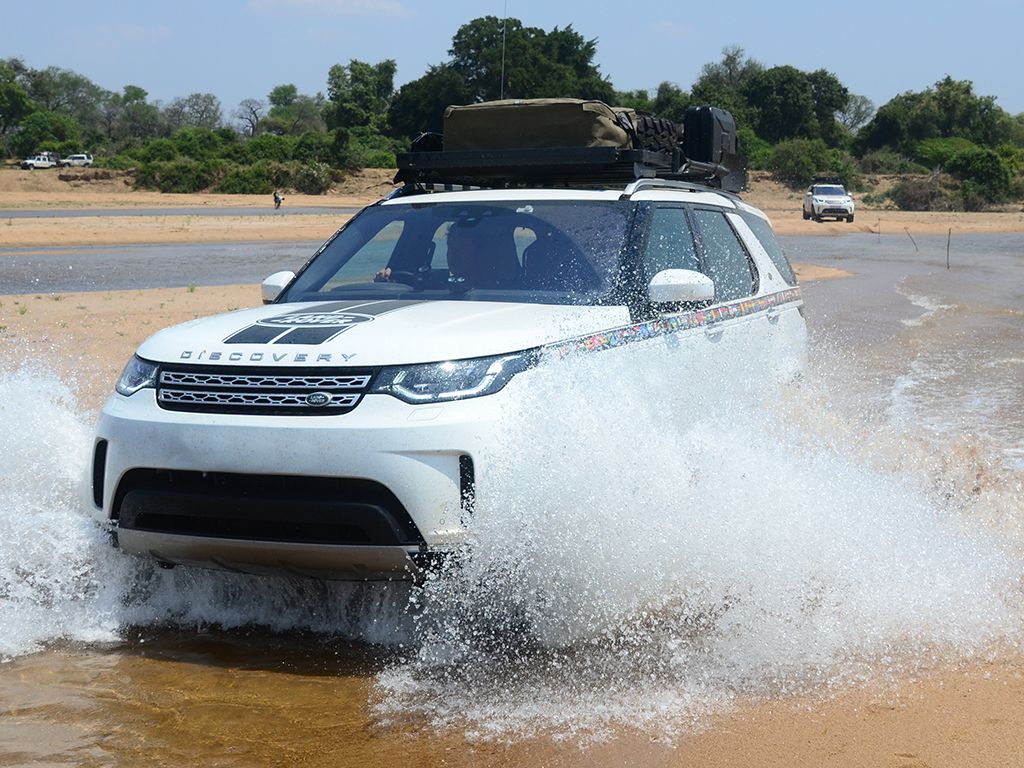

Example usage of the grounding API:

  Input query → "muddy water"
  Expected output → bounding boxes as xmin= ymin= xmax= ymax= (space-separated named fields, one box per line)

xmin=2 ymin=234 xmax=1023 ymax=766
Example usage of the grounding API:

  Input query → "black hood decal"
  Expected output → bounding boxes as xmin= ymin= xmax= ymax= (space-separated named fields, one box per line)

xmin=224 ymin=300 xmax=424 ymax=345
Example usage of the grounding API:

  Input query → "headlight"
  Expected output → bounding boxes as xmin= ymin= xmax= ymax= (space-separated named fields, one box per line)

xmin=116 ymin=356 xmax=159 ymax=396
xmin=371 ymin=350 xmax=538 ymax=403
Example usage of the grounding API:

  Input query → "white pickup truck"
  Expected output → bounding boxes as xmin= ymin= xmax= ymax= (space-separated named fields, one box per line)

xmin=20 ymin=154 xmax=59 ymax=169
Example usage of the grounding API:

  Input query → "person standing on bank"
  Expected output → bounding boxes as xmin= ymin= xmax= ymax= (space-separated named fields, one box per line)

xmin=273 ymin=190 xmax=283 ymax=209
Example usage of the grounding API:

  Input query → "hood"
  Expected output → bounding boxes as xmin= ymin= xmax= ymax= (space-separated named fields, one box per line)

xmin=137 ymin=299 xmax=630 ymax=367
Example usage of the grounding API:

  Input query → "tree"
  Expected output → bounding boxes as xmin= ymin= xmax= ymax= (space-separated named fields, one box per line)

xmin=324 ymin=59 xmax=396 ymax=131
xmin=448 ymin=17 xmax=613 ymax=103
xmin=742 ymin=66 xmax=816 ymax=143
xmin=650 ymin=82 xmax=690 ymax=123
xmin=857 ymin=77 xmax=1016 ymax=154
xmin=268 ymin=84 xmax=299 ymax=110
xmin=233 ymin=98 xmax=265 ymax=137
xmin=838 ymin=93 xmax=874 ymax=132
xmin=163 ymin=92 xmax=222 ymax=131
xmin=0 ymin=62 xmax=35 ymax=154
xmin=807 ymin=69 xmax=849 ymax=146
xmin=264 ymin=92 xmax=326 ymax=135
xmin=387 ymin=64 xmax=473 ymax=138
xmin=691 ymin=46 xmax=763 ymax=126
xmin=9 ymin=110 xmax=82 ymax=157
xmin=114 ymin=85 xmax=160 ymax=142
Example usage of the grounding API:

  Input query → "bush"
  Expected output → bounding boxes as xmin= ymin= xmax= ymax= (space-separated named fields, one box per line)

xmin=915 ymin=137 xmax=976 ymax=169
xmin=293 ymin=132 xmax=332 ymax=164
xmin=214 ymin=163 xmax=275 ymax=194
xmin=355 ymin=149 xmax=396 ymax=169
xmin=889 ymin=175 xmax=947 ymax=211
xmin=858 ymin=150 xmax=926 ymax=175
xmin=737 ymin=126 xmax=771 ymax=170
xmin=172 ymin=128 xmax=224 ymax=160
xmin=134 ymin=159 xmax=214 ymax=193
xmin=137 ymin=138 xmax=178 ymax=163
xmin=101 ymin=154 xmax=138 ymax=170
xmin=946 ymin=146 xmax=1012 ymax=201
xmin=768 ymin=138 xmax=829 ymax=187
xmin=292 ymin=161 xmax=333 ymax=194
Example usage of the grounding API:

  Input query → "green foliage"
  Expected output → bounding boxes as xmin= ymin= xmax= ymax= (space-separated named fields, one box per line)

xmin=293 ymin=161 xmax=333 ymax=194
xmin=135 ymin=159 xmax=217 ymax=193
xmin=172 ymin=127 xmax=224 ymax=159
xmin=858 ymin=77 xmax=1016 ymax=156
xmin=214 ymin=163 xmax=275 ymax=194
xmin=915 ymin=136 xmax=976 ymax=168
xmin=293 ymin=131 xmax=332 ymax=164
xmin=946 ymin=146 xmax=1012 ymax=200
xmin=690 ymin=46 xmax=763 ymax=128
xmin=857 ymin=150 xmax=927 ymax=174
xmin=738 ymin=126 xmax=771 ymax=170
xmin=136 ymin=138 xmax=178 ymax=162
xmin=743 ymin=66 xmax=816 ymax=144
xmin=9 ymin=110 xmax=81 ymax=157
xmin=387 ymin=64 xmax=472 ymax=137
xmin=767 ymin=138 xmax=831 ymax=187
xmin=449 ymin=17 xmax=614 ymax=104
xmin=325 ymin=59 xmax=396 ymax=132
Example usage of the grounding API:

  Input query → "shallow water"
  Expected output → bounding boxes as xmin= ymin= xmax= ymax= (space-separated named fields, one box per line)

xmin=1 ymin=234 xmax=1023 ymax=765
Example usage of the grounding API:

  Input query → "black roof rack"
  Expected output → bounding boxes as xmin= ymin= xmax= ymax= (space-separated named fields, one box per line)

xmin=395 ymin=146 xmax=747 ymax=192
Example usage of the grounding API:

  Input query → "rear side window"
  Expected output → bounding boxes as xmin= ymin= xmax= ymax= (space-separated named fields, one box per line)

xmin=643 ymin=206 xmax=700 ymax=276
xmin=691 ymin=209 xmax=757 ymax=302
xmin=743 ymin=214 xmax=797 ymax=285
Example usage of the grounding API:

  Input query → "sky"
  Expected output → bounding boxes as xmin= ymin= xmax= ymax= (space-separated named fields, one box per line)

xmin=2 ymin=0 xmax=1022 ymax=120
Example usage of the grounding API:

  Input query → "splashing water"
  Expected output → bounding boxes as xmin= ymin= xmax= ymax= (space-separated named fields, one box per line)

xmin=1 ymin=347 xmax=1022 ymax=742
xmin=376 ymin=342 xmax=1024 ymax=740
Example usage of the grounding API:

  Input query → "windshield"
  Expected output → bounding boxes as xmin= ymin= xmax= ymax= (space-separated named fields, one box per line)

xmin=813 ymin=185 xmax=847 ymax=196
xmin=279 ymin=199 xmax=633 ymax=306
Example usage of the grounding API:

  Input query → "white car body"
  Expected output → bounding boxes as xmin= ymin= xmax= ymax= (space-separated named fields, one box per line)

xmin=802 ymin=183 xmax=855 ymax=222
xmin=91 ymin=182 xmax=807 ymax=580
xmin=20 ymin=154 xmax=58 ymax=169
xmin=60 ymin=153 xmax=93 ymax=167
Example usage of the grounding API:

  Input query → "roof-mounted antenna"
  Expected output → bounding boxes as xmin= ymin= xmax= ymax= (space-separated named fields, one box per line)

xmin=500 ymin=1 xmax=508 ymax=99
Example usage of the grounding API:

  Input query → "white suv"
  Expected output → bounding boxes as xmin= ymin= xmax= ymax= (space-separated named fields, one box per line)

xmin=91 ymin=129 xmax=807 ymax=581
xmin=60 ymin=153 xmax=93 ymax=167
xmin=802 ymin=181 xmax=855 ymax=222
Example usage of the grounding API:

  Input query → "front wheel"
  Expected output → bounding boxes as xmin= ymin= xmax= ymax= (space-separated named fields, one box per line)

xmin=846 ymin=215 xmax=854 ymax=223
xmin=802 ymin=209 xmax=810 ymax=220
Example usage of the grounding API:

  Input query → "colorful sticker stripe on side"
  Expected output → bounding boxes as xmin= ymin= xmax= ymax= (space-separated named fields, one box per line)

xmin=548 ymin=287 xmax=802 ymax=359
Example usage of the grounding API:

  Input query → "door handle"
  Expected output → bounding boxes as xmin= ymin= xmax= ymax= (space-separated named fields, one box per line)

xmin=704 ymin=324 xmax=723 ymax=340
xmin=766 ymin=306 xmax=780 ymax=323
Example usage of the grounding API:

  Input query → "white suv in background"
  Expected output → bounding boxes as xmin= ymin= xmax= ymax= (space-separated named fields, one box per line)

xmin=802 ymin=181 xmax=855 ymax=222
xmin=60 ymin=153 xmax=94 ymax=167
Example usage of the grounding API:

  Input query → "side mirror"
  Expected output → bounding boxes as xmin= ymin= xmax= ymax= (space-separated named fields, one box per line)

xmin=261 ymin=270 xmax=295 ymax=304
xmin=648 ymin=269 xmax=715 ymax=306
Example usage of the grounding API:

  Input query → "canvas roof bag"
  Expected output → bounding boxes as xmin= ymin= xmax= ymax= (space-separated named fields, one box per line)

xmin=443 ymin=98 xmax=634 ymax=151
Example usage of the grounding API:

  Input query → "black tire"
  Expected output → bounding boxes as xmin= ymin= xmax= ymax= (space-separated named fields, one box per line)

xmin=802 ymin=209 xmax=810 ymax=220
xmin=633 ymin=113 xmax=680 ymax=154
xmin=847 ymin=215 xmax=854 ymax=223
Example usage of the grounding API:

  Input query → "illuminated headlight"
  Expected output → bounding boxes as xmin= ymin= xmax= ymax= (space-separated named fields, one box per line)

xmin=371 ymin=349 xmax=538 ymax=403
xmin=116 ymin=356 xmax=159 ymax=396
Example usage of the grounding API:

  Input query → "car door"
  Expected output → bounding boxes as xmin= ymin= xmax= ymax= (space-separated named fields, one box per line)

xmin=688 ymin=206 xmax=764 ymax=356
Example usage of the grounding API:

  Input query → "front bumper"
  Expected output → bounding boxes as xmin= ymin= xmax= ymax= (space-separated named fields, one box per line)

xmin=93 ymin=387 xmax=504 ymax=579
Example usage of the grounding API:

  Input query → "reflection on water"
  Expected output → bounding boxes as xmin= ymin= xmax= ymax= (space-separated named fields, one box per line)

xmin=1 ymin=234 xmax=1023 ymax=764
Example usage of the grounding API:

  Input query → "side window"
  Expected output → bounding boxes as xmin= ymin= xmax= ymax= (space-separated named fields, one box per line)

xmin=743 ymin=213 xmax=797 ymax=286
xmin=643 ymin=206 xmax=700 ymax=277
xmin=691 ymin=209 xmax=757 ymax=302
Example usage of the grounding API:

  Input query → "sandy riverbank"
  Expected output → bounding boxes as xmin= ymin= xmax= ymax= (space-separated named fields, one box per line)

xmin=1 ymin=168 xmax=1023 ymax=247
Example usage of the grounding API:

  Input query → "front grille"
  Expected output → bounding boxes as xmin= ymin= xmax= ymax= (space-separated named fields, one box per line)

xmin=157 ymin=365 xmax=376 ymax=415
xmin=113 ymin=469 xmax=425 ymax=546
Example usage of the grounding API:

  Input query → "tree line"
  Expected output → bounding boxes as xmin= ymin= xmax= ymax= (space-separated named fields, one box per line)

xmin=2 ymin=15 xmax=1022 ymax=208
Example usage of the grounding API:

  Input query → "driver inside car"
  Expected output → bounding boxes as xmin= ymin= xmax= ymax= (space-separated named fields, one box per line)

xmin=444 ymin=220 xmax=521 ymax=290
